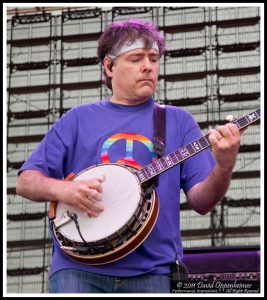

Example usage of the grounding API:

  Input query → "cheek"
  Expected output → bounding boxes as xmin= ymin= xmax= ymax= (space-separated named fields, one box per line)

xmin=116 ymin=68 xmax=136 ymax=86
xmin=154 ymin=65 xmax=160 ymax=76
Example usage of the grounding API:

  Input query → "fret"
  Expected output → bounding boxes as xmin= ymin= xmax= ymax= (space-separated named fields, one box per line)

xmin=173 ymin=150 xmax=183 ymax=162
xmin=152 ymin=162 xmax=160 ymax=173
xmin=169 ymin=152 xmax=179 ymax=164
xmin=244 ymin=115 xmax=251 ymax=127
xmin=174 ymin=149 xmax=182 ymax=162
xmin=180 ymin=146 xmax=190 ymax=158
xmin=198 ymin=135 xmax=210 ymax=148
xmin=170 ymin=154 xmax=177 ymax=164
xmin=136 ymin=170 xmax=146 ymax=182
xmin=204 ymin=135 xmax=211 ymax=146
xmin=170 ymin=153 xmax=177 ymax=165
xmin=163 ymin=155 xmax=174 ymax=167
xmin=159 ymin=157 xmax=169 ymax=169
xmin=173 ymin=149 xmax=186 ymax=163
xmin=232 ymin=119 xmax=240 ymax=129
xmin=155 ymin=160 xmax=164 ymax=172
xmin=239 ymin=116 xmax=251 ymax=128
xmin=148 ymin=163 xmax=157 ymax=175
xmin=147 ymin=165 xmax=157 ymax=177
xmin=135 ymin=108 xmax=260 ymax=184
xmin=255 ymin=108 xmax=260 ymax=118
xmin=236 ymin=111 xmax=260 ymax=129
xmin=247 ymin=112 xmax=259 ymax=123
xmin=186 ymin=144 xmax=196 ymax=155
xmin=192 ymin=140 xmax=202 ymax=152
xmin=244 ymin=115 xmax=252 ymax=126
xmin=141 ymin=167 xmax=150 ymax=180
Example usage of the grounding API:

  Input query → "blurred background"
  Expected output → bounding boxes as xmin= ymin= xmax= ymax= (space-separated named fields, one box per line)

xmin=5 ymin=5 xmax=261 ymax=293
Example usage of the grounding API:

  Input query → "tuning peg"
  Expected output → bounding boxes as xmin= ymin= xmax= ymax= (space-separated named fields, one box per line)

xmin=226 ymin=115 xmax=235 ymax=122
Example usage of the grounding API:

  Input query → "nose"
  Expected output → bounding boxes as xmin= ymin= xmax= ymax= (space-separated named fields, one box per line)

xmin=141 ymin=57 xmax=152 ymax=73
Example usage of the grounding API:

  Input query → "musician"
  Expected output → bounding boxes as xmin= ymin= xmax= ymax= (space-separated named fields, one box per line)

xmin=16 ymin=19 xmax=243 ymax=293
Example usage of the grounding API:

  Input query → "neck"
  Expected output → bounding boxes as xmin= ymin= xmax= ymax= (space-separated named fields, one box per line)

xmin=109 ymin=96 xmax=151 ymax=106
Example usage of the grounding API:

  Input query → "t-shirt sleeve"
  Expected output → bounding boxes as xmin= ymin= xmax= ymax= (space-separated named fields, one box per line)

xmin=179 ymin=113 xmax=216 ymax=194
xmin=18 ymin=108 xmax=78 ymax=179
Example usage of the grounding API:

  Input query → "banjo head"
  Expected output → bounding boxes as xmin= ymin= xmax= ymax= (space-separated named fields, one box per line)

xmin=55 ymin=164 xmax=142 ymax=243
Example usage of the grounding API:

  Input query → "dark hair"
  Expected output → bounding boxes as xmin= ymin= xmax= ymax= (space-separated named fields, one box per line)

xmin=97 ymin=19 xmax=166 ymax=90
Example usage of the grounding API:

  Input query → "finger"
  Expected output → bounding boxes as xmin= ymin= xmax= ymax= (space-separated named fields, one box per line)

xmin=82 ymin=179 xmax=103 ymax=193
xmin=88 ymin=189 xmax=102 ymax=202
xmin=82 ymin=204 xmax=103 ymax=217
xmin=208 ymin=133 xmax=220 ymax=146
xmin=215 ymin=125 xmax=232 ymax=139
xmin=87 ymin=210 xmax=101 ymax=218
xmin=98 ymin=175 xmax=106 ymax=183
xmin=87 ymin=197 xmax=104 ymax=212
xmin=239 ymin=127 xmax=247 ymax=135
xmin=208 ymin=129 xmax=223 ymax=143
xmin=81 ymin=196 xmax=104 ymax=213
xmin=225 ymin=123 xmax=240 ymax=137
xmin=88 ymin=197 xmax=104 ymax=211
xmin=75 ymin=200 xmax=102 ymax=217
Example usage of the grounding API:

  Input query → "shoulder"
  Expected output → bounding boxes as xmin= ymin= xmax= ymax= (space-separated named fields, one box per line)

xmin=165 ymin=104 xmax=193 ymax=116
xmin=164 ymin=105 xmax=197 ymax=126
xmin=51 ymin=102 xmax=102 ymax=133
xmin=58 ymin=101 xmax=104 ymax=121
xmin=69 ymin=101 xmax=103 ymax=114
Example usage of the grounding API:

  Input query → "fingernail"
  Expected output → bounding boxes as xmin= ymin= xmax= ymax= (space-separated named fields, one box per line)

xmin=99 ymin=175 xmax=106 ymax=182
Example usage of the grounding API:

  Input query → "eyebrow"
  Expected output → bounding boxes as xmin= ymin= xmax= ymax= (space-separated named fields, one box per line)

xmin=127 ymin=51 xmax=160 ymax=59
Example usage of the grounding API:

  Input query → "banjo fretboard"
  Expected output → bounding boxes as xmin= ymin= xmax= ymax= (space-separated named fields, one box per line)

xmin=135 ymin=108 xmax=260 ymax=184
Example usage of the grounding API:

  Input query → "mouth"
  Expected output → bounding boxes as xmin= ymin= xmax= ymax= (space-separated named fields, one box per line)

xmin=139 ymin=79 xmax=153 ymax=84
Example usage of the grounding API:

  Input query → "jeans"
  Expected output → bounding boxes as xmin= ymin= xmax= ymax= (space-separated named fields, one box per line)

xmin=49 ymin=269 xmax=171 ymax=293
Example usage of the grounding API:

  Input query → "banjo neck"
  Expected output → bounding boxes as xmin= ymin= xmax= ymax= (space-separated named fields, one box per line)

xmin=135 ymin=108 xmax=261 ymax=184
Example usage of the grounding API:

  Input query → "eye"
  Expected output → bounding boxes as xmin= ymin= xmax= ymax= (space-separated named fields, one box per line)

xmin=131 ymin=58 xmax=140 ymax=62
xmin=150 ymin=57 xmax=159 ymax=63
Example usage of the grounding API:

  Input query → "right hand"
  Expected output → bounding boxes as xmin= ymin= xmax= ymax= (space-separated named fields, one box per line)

xmin=58 ymin=177 xmax=104 ymax=217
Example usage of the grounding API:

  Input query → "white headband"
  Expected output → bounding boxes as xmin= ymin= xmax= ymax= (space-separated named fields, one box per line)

xmin=107 ymin=39 xmax=159 ymax=60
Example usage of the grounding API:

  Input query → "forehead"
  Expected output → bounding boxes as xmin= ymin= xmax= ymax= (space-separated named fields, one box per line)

xmin=123 ymin=48 xmax=159 ymax=57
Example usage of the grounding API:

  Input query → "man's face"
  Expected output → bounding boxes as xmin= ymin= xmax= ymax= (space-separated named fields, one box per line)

xmin=106 ymin=48 xmax=160 ymax=104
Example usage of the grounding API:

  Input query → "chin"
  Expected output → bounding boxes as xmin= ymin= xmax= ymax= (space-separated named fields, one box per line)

xmin=138 ymin=88 xmax=154 ymax=99
xmin=138 ymin=94 xmax=153 ymax=101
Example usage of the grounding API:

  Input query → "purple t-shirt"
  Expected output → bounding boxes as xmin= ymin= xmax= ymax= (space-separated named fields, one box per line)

xmin=19 ymin=97 xmax=216 ymax=277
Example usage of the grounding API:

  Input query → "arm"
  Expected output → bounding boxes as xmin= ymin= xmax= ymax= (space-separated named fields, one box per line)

xmin=16 ymin=170 xmax=104 ymax=217
xmin=186 ymin=123 xmax=243 ymax=215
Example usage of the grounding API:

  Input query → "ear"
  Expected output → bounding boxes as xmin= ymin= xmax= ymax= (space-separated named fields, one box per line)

xmin=103 ymin=57 xmax=113 ymax=77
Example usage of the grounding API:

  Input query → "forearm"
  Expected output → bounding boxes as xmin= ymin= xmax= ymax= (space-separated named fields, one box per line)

xmin=186 ymin=164 xmax=233 ymax=215
xmin=186 ymin=121 xmax=243 ymax=215
xmin=16 ymin=170 xmax=64 ymax=202
xmin=16 ymin=169 xmax=104 ymax=217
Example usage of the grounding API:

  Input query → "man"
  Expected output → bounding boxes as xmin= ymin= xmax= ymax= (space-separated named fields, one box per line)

xmin=16 ymin=19 xmax=242 ymax=293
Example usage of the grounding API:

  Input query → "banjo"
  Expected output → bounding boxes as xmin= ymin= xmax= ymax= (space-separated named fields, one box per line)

xmin=49 ymin=108 xmax=260 ymax=265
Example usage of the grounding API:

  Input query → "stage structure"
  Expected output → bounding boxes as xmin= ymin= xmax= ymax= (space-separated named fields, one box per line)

xmin=6 ymin=6 xmax=261 ymax=293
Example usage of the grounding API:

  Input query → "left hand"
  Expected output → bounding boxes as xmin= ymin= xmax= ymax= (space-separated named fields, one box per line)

xmin=208 ymin=123 xmax=245 ymax=172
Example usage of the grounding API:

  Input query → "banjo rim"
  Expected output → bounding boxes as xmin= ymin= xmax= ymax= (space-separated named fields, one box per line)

xmin=56 ymin=163 xmax=142 ymax=242
xmin=61 ymin=190 xmax=159 ymax=265
xmin=50 ymin=163 xmax=159 ymax=265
